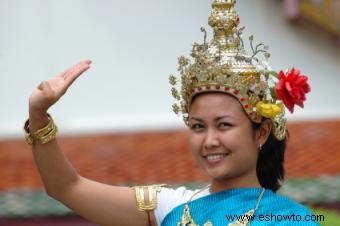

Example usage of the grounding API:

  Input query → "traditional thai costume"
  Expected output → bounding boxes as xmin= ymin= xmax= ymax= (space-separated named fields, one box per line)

xmin=133 ymin=0 xmax=315 ymax=225
xmin=157 ymin=187 xmax=319 ymax=226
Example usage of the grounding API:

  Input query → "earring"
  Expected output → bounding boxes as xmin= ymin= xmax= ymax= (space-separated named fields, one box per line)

xmin=259 ymin=143 xmax=262 ymax=150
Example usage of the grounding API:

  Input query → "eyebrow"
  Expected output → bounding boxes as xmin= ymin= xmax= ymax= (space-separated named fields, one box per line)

xmin=189 ymin=115 xmax=232 ymax=122
xmin=189 ymin=116 xmax=204 ymax=122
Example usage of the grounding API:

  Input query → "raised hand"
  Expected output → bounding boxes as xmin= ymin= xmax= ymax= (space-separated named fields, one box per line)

xmin=29 ymin=60 xmax=92 ymax=132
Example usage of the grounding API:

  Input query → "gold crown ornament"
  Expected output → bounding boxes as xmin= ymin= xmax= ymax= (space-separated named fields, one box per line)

xmin=169 ymin=0 xmax=311 ymax=140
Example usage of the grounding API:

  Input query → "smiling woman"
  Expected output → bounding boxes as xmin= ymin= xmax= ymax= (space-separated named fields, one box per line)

xmin=23 ymin=0 xmax=320 ymax=226
xmin=188 ymin=93 xmax=267 ymax=191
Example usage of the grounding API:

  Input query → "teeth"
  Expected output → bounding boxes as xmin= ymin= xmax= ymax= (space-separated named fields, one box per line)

xmin=206 ymin=154 xmax=226 ymax=161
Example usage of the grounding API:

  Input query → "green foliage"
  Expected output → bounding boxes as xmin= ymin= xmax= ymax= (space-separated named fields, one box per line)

xmin=268 ymin=70 xmax=278 ymax=78
xmin=310 ymin=206 xmax=340 ymax=225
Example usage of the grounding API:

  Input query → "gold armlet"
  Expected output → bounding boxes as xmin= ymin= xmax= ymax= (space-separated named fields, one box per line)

xmin=132 ymin=184 xmax=167 ymax=211
xmin=24 ymin=113 xmax=58 ymax=145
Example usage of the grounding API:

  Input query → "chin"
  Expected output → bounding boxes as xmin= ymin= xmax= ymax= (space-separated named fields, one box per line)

xmin=204 ymin=166 xmax=232 ymax=180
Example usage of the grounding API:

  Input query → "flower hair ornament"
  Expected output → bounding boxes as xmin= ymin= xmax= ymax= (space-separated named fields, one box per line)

xmin=169 ymin=0 xmax=311 ymax=140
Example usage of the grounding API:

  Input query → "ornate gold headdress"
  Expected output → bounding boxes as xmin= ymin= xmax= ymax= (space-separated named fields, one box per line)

xmin=169 ymin=0 xmax=311 ymax=140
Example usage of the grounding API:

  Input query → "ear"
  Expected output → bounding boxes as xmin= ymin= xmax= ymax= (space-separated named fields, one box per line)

xmin=255 ymin=119 xmax=272 ymax=148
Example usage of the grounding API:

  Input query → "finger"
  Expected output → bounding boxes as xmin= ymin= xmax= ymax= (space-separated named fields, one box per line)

xmin=63 ymin=63 xmax=91 ymax=88
xmin=80 ymin=59 xmax=92 ymax=65
xmin=58 ymin=59 xmax=92 ymax=80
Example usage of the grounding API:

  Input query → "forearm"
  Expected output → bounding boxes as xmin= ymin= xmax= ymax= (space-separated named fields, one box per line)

xmin=29 ymin=113 xmax=79 ymax=200
xmin=32 ymin=140 xmax=79 ymax=198
xmin=25 ymin=60 xmax=150 ymax=226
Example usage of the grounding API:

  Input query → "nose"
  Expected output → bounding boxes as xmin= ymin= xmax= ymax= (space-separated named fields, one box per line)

xmin=204 ymin=129 xmax=220 ymax=149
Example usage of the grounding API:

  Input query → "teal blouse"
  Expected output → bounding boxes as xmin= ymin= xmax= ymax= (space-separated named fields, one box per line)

xmin=161 ymin=188 xmax=320 ymax=226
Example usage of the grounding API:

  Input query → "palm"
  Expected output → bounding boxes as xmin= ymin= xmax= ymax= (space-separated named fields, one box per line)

xmin=29 ymin=60 xmax=91 ymax=113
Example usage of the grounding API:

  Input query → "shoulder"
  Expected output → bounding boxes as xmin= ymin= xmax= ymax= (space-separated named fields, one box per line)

xmin=154 ymin=186 xmax=208 ymax=226
xmin=264 ymin=191 xmax=313 ymax=213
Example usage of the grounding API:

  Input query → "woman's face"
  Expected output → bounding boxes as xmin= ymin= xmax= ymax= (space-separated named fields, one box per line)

xmin=188 ymin=93 xmax=261 ymax=185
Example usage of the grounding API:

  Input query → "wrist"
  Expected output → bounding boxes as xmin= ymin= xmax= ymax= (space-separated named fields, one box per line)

xmin=24 ymin=113 xmax=58 ymax=145
xmin=29 ymin=115 xmax=50 ymax=134
xmin=28 ymin=108 xmax=50 ymax=133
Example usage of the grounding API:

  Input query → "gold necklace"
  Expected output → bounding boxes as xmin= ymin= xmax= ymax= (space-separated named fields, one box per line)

xmin=176 ymin=187 xmax=266 ymax=226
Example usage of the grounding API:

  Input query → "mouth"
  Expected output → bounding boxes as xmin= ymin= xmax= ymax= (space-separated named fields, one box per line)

xmin=203 ymin=153 xmax=230 ymax=165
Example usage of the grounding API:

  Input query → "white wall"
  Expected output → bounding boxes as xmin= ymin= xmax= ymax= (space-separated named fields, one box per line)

xmin=1 ymin=0 xmax=339 ymax=138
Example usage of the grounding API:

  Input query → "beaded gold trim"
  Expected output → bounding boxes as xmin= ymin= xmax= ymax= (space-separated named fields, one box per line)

xmin=24 ymin=113 xmax=58 ymax=145
xmin=132 ymin=184 xmax=166 ymax=211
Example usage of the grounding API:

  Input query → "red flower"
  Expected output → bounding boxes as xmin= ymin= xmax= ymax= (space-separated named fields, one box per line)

xmin=275 ymin=68 xmax=311 ymax=113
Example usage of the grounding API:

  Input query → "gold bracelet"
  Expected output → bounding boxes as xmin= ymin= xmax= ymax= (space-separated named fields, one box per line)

xmin=132 ymin=184 xmax=167 ymax=211
xmin=23 ymin=113 xmax=58 ymax=145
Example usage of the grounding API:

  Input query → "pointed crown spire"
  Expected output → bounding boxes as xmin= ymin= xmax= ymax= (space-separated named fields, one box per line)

xmin=169 ymin=0 xmax=311 ymax=141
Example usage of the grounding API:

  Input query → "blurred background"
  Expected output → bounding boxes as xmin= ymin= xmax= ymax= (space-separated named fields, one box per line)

xmin=0 ymin=0 xmax=339 ymax=225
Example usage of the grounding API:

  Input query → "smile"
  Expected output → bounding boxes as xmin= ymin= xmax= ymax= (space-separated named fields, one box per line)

xmin=204 ymin=153 xmax=229 ymax=164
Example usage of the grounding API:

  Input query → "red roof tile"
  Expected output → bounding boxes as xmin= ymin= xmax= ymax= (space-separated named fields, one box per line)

xmin=1 ymin=119 xmax=339 ymax=190
xmin=285 ymin=120 xmax=340 ymax=177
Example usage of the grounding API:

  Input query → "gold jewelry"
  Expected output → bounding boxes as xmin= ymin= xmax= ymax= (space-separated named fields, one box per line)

xmin=177 ymin=186 xmax=266 ymax=226
xmin=132 ymin=184 xmax=167 ymax=211
xmin=169 ymin=0 xmax=310 ymax=141
xmin=24 ymin=113 xmax=58 ymax=145
xmin=177 ymin=185 xmax=211 ymax=226
xmin=228 ymin=188 xmax=265 ymax=226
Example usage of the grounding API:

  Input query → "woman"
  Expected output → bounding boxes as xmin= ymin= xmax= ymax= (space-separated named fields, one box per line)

xmin=25 ymin=0 xmax=319 ymax=225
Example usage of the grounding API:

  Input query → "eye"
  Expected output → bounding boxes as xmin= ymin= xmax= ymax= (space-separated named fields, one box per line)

xmin=190 ymin=123 xmax=204 ymax=131
xmin=219 ymin=122 xmax=232 ymax=128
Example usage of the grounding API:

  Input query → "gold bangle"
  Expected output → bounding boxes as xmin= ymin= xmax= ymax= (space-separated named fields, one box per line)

xmin=23 ymin=113 xmax=58 ymax=145
xmin=132 ymin=184 xmax=167 ymax=211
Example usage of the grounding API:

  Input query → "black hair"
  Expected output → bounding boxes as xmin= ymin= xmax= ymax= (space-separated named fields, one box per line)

xmin=252 ymin=121 xmax=287 ymax=192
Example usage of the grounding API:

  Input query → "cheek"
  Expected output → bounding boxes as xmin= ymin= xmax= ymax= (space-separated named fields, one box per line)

xmin=236 ymin=124 xmax=256 ymax=145
xmin=224 ymin=127 xmax=257 ymax=153
xmin=239 ymin=134 xmax=257 ymax=156
xmin=188 ymin=133 xmax=202 ymax=153
xmin=234 ymin=133 xmax=259 ymax=162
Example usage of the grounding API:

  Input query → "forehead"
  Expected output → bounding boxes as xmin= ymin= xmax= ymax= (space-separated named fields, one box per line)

xmin=189 ymin=92 xmax=245 ymax=118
